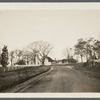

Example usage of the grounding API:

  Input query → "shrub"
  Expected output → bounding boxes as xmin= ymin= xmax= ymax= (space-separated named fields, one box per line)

xmin=16 ymin=60 xmax=26 ymax=65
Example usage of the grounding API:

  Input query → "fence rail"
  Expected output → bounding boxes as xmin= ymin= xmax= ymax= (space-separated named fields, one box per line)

xmin=0 ymin=65 xmax=35 ymax=72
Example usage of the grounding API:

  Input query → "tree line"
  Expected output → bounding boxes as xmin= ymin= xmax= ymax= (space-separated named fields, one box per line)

xmin=0 ymin=41 xmax=53 ymax=68
xmin=1 ymin=38 xmax=100 ymax=70
xmin=63 ymin=37 xmax=100 ymax=66
xmin=74 ymin=38 xmax=100 ymax=66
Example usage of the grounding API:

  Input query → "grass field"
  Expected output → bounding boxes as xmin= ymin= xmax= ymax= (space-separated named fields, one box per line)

xmin=73 ymin=63 xmax=100 ymax=80
xmin=0 ymin=65 xmax=50 ymax=92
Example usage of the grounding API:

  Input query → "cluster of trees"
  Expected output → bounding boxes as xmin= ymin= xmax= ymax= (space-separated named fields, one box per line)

xmin=9 ymin=41 xmax=53 ymax=66
xmin=74 ymin=38 xmax=100 ymax=66
xmin=0 ymin=41 xmax=53 ymax=69
xmin=63 ymin=37 xmax=100 ymax=66
xmin=2 ymin=38 xmax=100 ymax=68
xmin=62 ymin=58 xmax=77 ymax=63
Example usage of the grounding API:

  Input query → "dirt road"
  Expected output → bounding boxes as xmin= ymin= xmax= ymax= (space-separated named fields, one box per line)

xmin=8 ymin=65 xmax=100 ymax=92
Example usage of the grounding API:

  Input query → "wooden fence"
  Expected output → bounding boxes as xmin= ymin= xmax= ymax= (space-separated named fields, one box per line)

xmin=0 ymin=65 xmax=30 ymax=72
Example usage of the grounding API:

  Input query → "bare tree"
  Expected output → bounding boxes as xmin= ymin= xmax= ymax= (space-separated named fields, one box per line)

xmin=22 ymin=50 xmax=32 ymax=65
xmin=28 ymin=41 xmax=53 ymax=65
xmin=14 ymin=49 xmax=24 ymax=64
xmin=63 ymin=48 xmax=72 ymax=60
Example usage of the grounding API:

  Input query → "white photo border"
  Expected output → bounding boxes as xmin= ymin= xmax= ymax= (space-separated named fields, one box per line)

xmin=0 ymin=3 xmax=100 ymax=98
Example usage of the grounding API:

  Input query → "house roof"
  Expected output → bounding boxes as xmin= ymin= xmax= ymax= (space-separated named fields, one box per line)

xmin=45 ymin=56 xmax=53 ymax=62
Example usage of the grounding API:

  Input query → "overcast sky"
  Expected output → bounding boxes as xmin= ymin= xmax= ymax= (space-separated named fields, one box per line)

xmin=0 ymin=10 xmax=100 ymax=59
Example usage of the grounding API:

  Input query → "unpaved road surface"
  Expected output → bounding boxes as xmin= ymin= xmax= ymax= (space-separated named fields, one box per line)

xmin=7 ymin=65 xmax=100 ymax=92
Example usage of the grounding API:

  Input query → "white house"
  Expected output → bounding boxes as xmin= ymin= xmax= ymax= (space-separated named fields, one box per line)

xmin=44 ymin=56 xmax=53 ymax=65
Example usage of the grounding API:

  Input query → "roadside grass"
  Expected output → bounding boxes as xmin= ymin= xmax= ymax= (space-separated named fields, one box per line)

xmin=73 ymin=63 xmax=100 ymax=80
xmin=0 ymin=65 xmax=50 ymax=92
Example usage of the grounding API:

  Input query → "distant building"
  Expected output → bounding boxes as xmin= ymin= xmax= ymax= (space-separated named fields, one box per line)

xmin=56 ymin=60 xmax=62 ymax=64
xmin=44 ymin=56 xmax=53 ymax=65
xmin=62 ymin=59 xmax=68 ymax=64
xmin=8 ymin=53 xmax=53 ymax=66
xmin=28 ymin=54 xmax=42 ymax=66
xmin=55 ymin=58 xmax=77 ymax=65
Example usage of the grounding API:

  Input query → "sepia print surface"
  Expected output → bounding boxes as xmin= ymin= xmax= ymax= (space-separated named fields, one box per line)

xmin=0 ymin=3 xmax=100 ymax=96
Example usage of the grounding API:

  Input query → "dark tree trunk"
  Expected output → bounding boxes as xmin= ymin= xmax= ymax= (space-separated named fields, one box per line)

xmin=11 ymin=59 xmax=13 ymax=66
xmin=3 ymin=67 xmax=6 ymax=72
xmin=81 ymin=55 xmax=83 ymax=63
